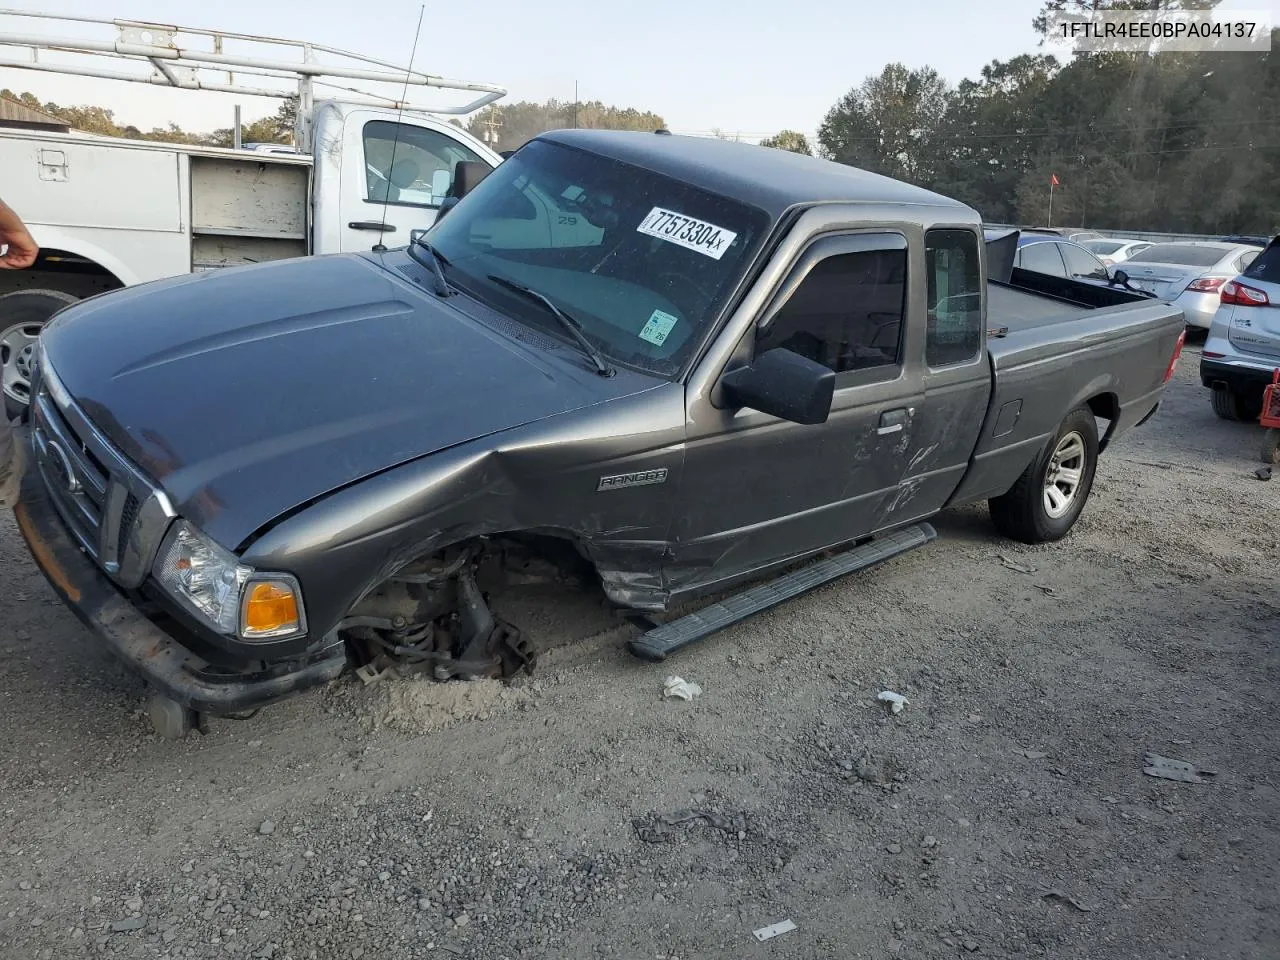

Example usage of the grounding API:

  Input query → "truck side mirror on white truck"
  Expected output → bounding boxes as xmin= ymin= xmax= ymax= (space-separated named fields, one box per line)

xmin=434 ymin=161 xmax=493 ymax=224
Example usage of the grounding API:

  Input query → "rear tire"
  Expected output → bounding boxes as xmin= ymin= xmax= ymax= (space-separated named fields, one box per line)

xmin=1 ymin=289 xmax=80 ymax=420
xmin=1210 ymin=386 xmax=1250 ymax=421
xmin=989 ymin=405 xmax=1099 ymax=544
xmin=1262 ymin=428 xmax=1280 ymax=465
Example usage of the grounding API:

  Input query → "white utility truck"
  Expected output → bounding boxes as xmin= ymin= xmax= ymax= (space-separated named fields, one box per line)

xmin=0 ymin=10 xmax=509 ymax=417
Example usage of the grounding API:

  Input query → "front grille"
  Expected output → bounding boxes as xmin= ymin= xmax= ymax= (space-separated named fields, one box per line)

xmin=33 ymin=391 xmax=109 ymax=560
xmin=118 ymin=493 xmax=140 ymax=551
xmin=31 ymin=363 xmax=171 ymax=586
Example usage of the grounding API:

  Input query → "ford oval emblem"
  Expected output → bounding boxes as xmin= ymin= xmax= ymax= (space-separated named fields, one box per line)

xmin=44 ymin=439 xmax=81 ymax=496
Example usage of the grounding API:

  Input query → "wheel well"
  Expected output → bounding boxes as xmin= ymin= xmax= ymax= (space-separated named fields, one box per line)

xmin=1086 ymin=392 xmax=1120 ymax=450
xmin=0 ymin=247 xmax=125 ymax=300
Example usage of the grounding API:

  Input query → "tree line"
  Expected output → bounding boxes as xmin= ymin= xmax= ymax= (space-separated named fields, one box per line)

xmin=816 ymin=4 xmax=1279 ymax=234
xmin=1 ymin=89 xmax=297 ymax=147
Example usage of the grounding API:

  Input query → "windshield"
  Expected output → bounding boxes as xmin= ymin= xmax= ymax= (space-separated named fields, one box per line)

xmin=425 ymin=138 xmax=771 ymax=377
xmin=1126 ymin=244 xmax=1231 ymax=267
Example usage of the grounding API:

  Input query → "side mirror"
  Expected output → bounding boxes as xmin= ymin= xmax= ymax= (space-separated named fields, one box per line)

xmin=720 ymin=347 xmax=835 ymax=425
xmin=1112 ymin=269 xmax=1130 ymax=285
xmin=430 ymin=169 xmax=452 ymax=203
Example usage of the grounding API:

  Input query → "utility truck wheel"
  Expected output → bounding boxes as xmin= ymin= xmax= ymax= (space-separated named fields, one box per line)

xmin=0 ymin=289 xmax=79 ymax=420
xmin=989 ymin=405 xmax=1099 ymax=544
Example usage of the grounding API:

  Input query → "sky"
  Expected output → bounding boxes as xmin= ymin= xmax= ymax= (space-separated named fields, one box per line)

xmin=0 ymin=0 xmax=1274 ymax=143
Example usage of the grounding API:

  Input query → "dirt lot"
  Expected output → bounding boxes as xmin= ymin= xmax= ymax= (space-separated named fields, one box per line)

xmin=1 ymin=345 xmax=1276 ymax=960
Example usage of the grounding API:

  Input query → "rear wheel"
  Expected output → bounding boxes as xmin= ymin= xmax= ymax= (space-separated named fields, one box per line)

xmin=1262 ymin=428 xmax=1280 ymax=465
xmin=989 ymin=406 xmax=1099 ymax=544
xmin=0 ymin=289 xmax=79 ymax=420
xmin=1210 ymin=386 xmax=1251 ymax=421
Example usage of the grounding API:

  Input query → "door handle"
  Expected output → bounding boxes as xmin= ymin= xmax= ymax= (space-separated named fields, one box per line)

xmin=348 ymin=221 xmax=396 ymax=232
xmin=877 ymin=407 xmax=911 ymax=435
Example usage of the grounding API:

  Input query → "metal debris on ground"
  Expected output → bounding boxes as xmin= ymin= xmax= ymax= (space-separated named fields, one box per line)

xmin=632 ymin=808 xmax=747 ymax=843
xmin=752 ymin=919 xmax=797 ymax=942
xmin=1033 ymin=584 xmax=1062 ymax=598
xmin=662 ymin=676 xmax=703 ymax=701
xmin=998 ymin=554 xmax=1037 ymax=574
xmin=1142 ymin=753 xmax=1216 ymax=784
xmin=1041 ymin=888 xmax=1094 ymax=912
xmin=877 ymin=690 xmax=909 ymax=714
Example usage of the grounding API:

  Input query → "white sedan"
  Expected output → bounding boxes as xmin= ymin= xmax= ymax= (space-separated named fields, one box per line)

xmin=1082 ymin=237 xmax=1152 ymax=267
xmin=1120 ymin=242 xmax=1261 ymax=329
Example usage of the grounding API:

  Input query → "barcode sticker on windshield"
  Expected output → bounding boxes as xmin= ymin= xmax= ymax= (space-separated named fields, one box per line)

xmin=639 ymin=309 xmax=679 ymax=346
xmin=637 ymin=207 xmax=737 ymax=260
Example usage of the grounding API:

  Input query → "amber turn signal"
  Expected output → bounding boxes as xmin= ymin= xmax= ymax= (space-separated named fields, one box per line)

xmin=240 ymin=579 xmax=302 ymax=639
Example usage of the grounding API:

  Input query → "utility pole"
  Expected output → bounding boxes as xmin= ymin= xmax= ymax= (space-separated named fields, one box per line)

xmin=480 ymin=104 xmax=501 ymax=149
xmin=574 ymin=80 xmax=579 ymax=128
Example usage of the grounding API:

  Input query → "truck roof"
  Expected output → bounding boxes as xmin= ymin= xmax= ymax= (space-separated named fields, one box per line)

xmin=538 ymin=129 xmax=977 ymax=220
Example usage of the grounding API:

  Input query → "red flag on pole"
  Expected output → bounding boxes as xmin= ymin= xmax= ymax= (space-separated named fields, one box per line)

xmin=1050 ymin=173 xmax=1060 ymax=186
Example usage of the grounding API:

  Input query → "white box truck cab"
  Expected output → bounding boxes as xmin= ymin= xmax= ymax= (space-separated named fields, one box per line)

xmin=0 ymin=10 xmax=508 ymax=417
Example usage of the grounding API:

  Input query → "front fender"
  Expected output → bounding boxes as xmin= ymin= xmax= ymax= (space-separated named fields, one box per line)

xmin=239 ymin=384 xmax=687 ymax=641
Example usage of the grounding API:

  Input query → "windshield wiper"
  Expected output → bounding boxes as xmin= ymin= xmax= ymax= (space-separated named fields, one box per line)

xmin=487 ymin=274 xmax=615 ymax=377
xmin=407 ymin=231 xmax=453 ymax=298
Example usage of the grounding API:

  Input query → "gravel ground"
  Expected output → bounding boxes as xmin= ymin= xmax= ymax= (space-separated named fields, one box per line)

xmin=1 ymin=345 xmax=1277 ymax=960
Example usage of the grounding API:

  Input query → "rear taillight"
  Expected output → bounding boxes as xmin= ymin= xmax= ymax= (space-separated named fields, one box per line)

xmin=1221 ymin=280 xmax=1271 ymax=306
xmin=1164 ymin=329 xmax=1186 ymax=383
xmin=1203 ymin=351 xmax=1225 ymax=358
xmin=1186 ymin=277 xmax=1225 ymax=293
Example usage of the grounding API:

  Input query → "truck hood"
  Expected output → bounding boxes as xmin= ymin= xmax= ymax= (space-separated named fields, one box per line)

xmin=39 ymin=253 xmax=661 ymax=549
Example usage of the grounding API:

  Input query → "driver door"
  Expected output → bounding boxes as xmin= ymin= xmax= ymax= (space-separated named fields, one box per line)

xmin=669 ymin=231 xmax=926 ymax=593
xmin=335 ymin=111 xmax=492 ymax=253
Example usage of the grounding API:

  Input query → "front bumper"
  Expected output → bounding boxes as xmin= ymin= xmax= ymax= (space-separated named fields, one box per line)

xmin=10 ymin=427 xmax=347 ymax=714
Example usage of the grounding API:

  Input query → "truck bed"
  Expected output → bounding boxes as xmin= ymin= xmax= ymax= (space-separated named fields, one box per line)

xmin=946 ymin=270 xmax=1186 ymax=508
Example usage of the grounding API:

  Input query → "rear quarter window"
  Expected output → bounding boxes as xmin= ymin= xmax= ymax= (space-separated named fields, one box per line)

xmin=1241 ymin=247 xmax=1280 ymax=283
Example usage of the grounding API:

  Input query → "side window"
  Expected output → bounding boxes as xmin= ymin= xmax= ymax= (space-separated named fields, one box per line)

xmin=1019 ymin=241 xmax=1068 ymax=277
xmin=1237 ymin=251 xmax=1258 ymax=272
xmin=925 ymin=229 xmax=983 ymax=367
xmin=1061 ymin=243 xmax=1109 ymax=280
xmin=362 ymin=120 xmax=486 ymax=208
xmin=757 ymin=245 xmax=906 ymax=375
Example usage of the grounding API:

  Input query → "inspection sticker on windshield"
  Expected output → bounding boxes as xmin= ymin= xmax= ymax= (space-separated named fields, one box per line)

xmin=639 ymin=309 xmax=679 ymax=346
xmin=636 ymin=207 xmax=737 ymax=260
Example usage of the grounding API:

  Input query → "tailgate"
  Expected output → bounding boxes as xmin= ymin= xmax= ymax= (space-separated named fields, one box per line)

xmin=1225 ymin=299 xmax=1280 ymax=359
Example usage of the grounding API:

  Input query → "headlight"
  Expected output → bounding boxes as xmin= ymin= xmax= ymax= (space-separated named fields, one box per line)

xmin=152 ymin=520 xmax=305 ymax=641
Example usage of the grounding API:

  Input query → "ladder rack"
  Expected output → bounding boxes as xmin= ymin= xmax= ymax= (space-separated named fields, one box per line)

xmin=0 ymin=8 xmax=506 ymax=135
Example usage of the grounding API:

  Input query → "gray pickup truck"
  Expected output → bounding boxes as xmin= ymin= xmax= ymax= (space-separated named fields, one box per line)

xmin=8 ymin=130 xmax=1186 ymax=737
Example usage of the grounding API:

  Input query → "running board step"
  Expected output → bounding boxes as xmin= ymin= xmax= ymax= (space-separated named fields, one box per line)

xmin=627 ymin=523 xmax=937 ymax=662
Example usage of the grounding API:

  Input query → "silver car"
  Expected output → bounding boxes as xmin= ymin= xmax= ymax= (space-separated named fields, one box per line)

xmin=1201 ymin=236 xmax=1280 ymax=420
xmin=1082 ymin=237 xmax=1152 ymax=267
xmin=1122 ymin=242 xmax=1261 ymax=329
